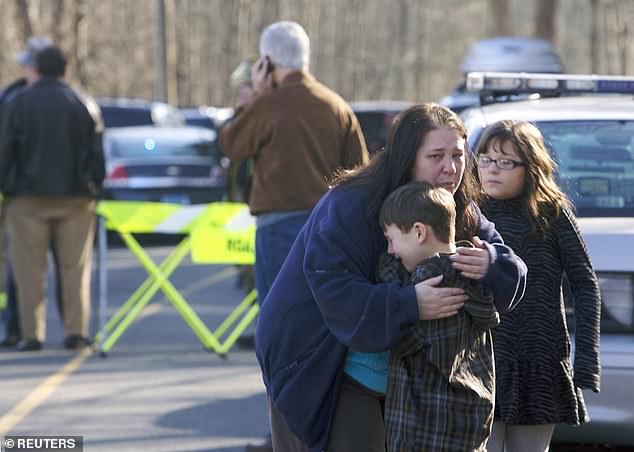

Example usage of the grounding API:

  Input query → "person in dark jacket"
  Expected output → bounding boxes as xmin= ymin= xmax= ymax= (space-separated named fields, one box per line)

xmin=0 ymin=45 xmax=105 ymax=352
xmin=476 ymin=120 xmax=601 ymax=452
xmin=255 ymin=103 xmax=527 ymax=452
xmin=0 ymin=35 xmax=68 ymax=348
xmin=0 ymin=77 xmax=28 ymax=347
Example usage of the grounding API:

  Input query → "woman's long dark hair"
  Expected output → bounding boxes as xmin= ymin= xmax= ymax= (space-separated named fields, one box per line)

xmin=333 ymin=103 xmax=481 ymax=240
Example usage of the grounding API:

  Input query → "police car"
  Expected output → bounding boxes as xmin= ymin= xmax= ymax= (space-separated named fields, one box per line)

xmin=461 ymin=72 xmax=634 ymax=446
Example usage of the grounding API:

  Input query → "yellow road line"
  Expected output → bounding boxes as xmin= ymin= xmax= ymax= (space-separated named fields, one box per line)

xmin=0 ymin=266 xmax=240 ymax=435
xmin=0 ymin=347 xmax=93 ymax=435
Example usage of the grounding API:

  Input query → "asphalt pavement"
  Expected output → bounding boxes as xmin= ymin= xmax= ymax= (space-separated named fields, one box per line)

xmin=2 ymin=242 xmax=630 ymax=452
xmin=0 ymin=244 xmax=268 ymax=452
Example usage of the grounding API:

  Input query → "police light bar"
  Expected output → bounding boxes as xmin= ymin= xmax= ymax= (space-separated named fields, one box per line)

xmin=466 ymin=72 xmax=634 ymax=95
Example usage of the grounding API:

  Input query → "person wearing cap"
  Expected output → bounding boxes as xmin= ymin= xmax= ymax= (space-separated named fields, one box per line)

xmin=226 ymin=60 xmax=256 ymax=306
xmin=0 ymin=35 xmax=55 ymax=348
xmin=0 ymin=45 xmax=105 ymax=352
xmin=226 ymin=59 xmax=255 ymax=207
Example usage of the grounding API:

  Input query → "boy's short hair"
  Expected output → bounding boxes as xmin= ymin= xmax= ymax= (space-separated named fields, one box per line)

xmin=379 ymin=181 xmax=456 ymax=243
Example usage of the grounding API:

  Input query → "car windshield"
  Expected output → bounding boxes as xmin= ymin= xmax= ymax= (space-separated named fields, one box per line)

xmin=110 ymin=136 xmax=215 ymax=159
xmin=355 ymin=111 xmax=399 ymax=155
xmin=101 ymin=107 xmax=154 ymax=128
xmin=536 ymin=120 xmax=634 ymax=217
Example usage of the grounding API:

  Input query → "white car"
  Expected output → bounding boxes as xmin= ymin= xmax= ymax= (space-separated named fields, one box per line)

xmin=461 ymin=72 xmax=634 ymax=446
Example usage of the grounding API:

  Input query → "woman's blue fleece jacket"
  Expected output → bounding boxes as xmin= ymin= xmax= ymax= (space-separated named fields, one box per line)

xmin=255 ymin=184 xmax=527 ymax=452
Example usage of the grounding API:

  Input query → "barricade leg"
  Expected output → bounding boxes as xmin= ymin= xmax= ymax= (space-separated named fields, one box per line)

xmin=95 ymin=200 xmax=261 ymax=356
xmin=94 ymin=236 xmax=191 ymax=344
xmin=214 ymin=289 xmax=257 ymax=338
xmin=107 ymin=232 xmax=229 ymax=353
xmin=98 ymin=232 xmax=194 ymax=353
xmin=213 ymin=289 xmax=259 ymax=354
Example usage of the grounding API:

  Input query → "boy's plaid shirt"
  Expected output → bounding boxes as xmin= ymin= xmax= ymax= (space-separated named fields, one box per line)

xmin=378 ymin=251 xmax=499 ymax=451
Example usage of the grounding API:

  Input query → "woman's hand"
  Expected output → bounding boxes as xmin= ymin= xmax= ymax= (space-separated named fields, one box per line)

xmin=451 ymin=236 xmax=491 ymax=280
xmin=414 ymin=275 xmax=467 ymax=320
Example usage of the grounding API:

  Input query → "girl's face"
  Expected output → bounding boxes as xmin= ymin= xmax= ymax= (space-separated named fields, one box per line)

xmin=478 ymin=139 xmax=526 ymax=200
xmin=411 ymin=127 xmax=465 ymax=194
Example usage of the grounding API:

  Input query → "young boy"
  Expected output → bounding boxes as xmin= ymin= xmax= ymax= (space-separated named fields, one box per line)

xmin=379 ymin=181 xmax=499 ymax=452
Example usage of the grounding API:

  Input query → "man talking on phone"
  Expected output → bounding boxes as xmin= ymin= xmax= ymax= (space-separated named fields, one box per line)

xmin=218 ymin=20 xmax=368 ymax=452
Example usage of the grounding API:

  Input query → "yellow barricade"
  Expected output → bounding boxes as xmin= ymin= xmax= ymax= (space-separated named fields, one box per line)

xmin=191 ymin=203 xmax=255 ymax=265
xmin=94 ymin=200 xmax=257 ymax=356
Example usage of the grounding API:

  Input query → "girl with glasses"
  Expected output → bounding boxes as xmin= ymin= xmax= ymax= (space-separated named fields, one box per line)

xmin=476 ymin=120 xmax=601 ymax=452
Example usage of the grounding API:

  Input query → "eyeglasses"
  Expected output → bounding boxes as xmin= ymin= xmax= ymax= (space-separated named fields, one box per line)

xmin=476 ymin=155 xmax=525 ymax=170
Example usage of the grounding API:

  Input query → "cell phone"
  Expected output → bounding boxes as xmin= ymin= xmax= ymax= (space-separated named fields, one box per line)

xmin=265 ymin=56 xmax=275 ymax=75
xmin=264 ymin=56 xmax=277 ymax=89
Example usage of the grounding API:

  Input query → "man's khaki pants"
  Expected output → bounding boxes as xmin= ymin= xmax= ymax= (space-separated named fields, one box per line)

xmin=7 ymin=196 xmax=96 ymax=342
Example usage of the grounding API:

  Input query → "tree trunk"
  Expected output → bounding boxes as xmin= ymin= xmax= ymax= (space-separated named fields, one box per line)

xmin=535 ymin=0 xmax=559 ymax=42
xmin=489 ymin=0 xmax=510 ymax=35
xmin=14 ymin=0 xmax=33 ymax=42
xmin=67 ymin=0 xmax=87 ymax=86
xmin=51 ymin=0 xmax=65 ymax=44
xmin=590 ymin=0 xmax=599 ymax=73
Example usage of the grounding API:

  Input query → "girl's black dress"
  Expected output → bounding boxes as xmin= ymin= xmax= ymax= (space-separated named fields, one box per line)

xmin=482 ymin=198 xmax=601 ymax=425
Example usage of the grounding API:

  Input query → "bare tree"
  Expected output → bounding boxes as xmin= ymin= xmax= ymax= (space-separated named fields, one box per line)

xmin=0 ymin=0 xmax=628 ymax=107
xmin=535 ymin=0 xmax=560 ymax=42
xmin=590 ymin=0 xmax=600 ymax=72
xmin=14 ymin=0 xmax=33 ymax=42
xmin=50 ymin=0 xmax=65 ymax=44
xmin=489 ymin=0 xmax=510 ymax=35
xmin=165 ymin=0 xmax=180 ymax=105
xmin=66 ymin=0 xmax=86 ymax=86
xmin=615 ymin=0 xmax=630 ymax=75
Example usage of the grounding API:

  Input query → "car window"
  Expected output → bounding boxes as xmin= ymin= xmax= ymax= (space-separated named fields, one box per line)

xmin=537 ymin=120 xmax=634 ymax=218
xmin=110 ymin=137 xmax=216 ymax=159
xmin=355 ymin=111 xmax=398 ymax=155
xmin=101 ymin=107 xmax=154 ymax=128
xmin=471 ymin=118 xmax=634 ymax=335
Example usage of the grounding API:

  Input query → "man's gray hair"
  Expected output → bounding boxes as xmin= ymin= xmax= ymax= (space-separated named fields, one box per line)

xmin=259 ymin=21 xmax=310 ymax=71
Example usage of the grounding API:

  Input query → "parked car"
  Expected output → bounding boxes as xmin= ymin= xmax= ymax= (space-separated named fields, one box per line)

xmin=440 ymin=37 xmax=563 ymax=113
xmin=98 ymin=97 xmax=185 ymax=128
xmin=180 ymin=105 xmax=234 ymax=131
xmin=351 ymin=101 xmax=413 ymax=155
xmin=461 ymin=71 xmax=634 ymax=446
xmin=103 ymin=126 xmax=228 ymax=204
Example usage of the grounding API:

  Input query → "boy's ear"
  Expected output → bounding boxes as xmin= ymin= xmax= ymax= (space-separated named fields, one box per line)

xmin=413 ymin=222 xmax=427 ymax=243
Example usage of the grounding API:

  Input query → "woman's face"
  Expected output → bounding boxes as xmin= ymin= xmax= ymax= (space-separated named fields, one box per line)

xmin=477 ymin=139 xmax=526 ymax=200
xmin=411 ymin=127 xmax=465 ymax=194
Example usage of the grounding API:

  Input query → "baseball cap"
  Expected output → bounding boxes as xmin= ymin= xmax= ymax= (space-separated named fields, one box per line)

xmin=15 ymin=36 xmax=53 ymax=67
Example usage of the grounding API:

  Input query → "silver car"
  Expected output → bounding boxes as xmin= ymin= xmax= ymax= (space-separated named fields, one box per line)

xmin=103 ymin=126 xmax=228 ymax=204
xmin=461 ymin=72 xmax=634 ymax=446
xmin=440 ymin=37 xmax=563 ymax=113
